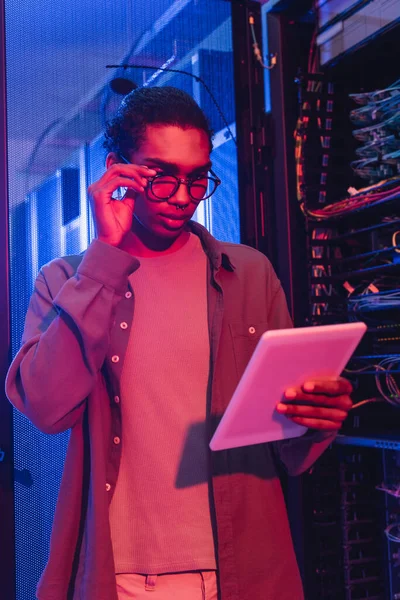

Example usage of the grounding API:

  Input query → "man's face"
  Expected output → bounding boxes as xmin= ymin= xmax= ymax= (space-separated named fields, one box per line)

xmin=127 ymin=124 xmax=212 ymax=240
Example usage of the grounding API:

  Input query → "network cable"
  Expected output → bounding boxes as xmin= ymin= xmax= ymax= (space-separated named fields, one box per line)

xmin=305 ymin=178 xmax=400 ymax=220
xmin=384 ymin=522 xmax=400 ymax=544
xmin=248 ymin=14 xmax=277 ymax=71
xmin=345 ymin=356 xmax=400 ymax=407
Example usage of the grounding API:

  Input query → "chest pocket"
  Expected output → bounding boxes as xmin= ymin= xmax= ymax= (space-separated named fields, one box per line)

xmin=229 ymin=321 xmax=269 ymax=380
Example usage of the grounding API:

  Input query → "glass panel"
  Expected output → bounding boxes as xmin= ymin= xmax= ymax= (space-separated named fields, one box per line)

xmin=5 ymin=1 xmax=239 ymax=598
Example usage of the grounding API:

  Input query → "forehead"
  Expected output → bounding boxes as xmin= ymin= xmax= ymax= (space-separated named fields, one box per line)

xmin=131 ymin=124 xmax=211 ymax=171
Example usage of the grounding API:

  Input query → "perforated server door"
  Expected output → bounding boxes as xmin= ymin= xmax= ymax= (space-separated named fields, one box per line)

xmin=4 ymin=2 xmax=239 ymax=598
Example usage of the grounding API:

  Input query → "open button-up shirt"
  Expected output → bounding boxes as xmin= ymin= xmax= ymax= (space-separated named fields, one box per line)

xmin=6 ymin=221 xmax=335 ymax=600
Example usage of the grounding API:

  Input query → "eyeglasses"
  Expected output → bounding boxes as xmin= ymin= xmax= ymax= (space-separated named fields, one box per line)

xmin=119 ymin=155 xmax=221 ymax=202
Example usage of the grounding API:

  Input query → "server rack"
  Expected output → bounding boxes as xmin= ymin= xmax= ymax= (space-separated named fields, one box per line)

xmin=0 ymin=0 xmax=16 ymax=597
xmin=261 ymin=1 xmax=400 ymax=598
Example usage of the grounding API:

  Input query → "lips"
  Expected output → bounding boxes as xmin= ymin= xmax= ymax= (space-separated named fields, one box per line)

xmin=159 ymin=213 xmax=189 ymax=221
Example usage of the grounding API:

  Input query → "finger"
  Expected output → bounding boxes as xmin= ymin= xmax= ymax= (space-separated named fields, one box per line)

xmin=277 ymin=403 xmax=349 ymax=422
xmin=105 ymin=176 xmax=147 ymax=195
xmin=107 ymin=173 xmax=149 ymax=191
xmin=109 ymin=190 xmax=135 ymax=211
xmin=138 ymin=165 xmax=158 ymax=174
xmin=301 ymin=378 xmax=353 ymax=396
xmin=96 ymin=165 xmax=154 ymax=191
xmin=89 ymin=177 xmax=146 ymax=201
xmin=88 ymin=178 xmax=144 ymax=203
xmin=283 ymin=390 xmax=353 ymax=411
xmin=105 ymin=163 xmax=157 ymax=182
xmin=285 ymin=416 xmax=342 ymax=431
xmin=119 ymin=195 xmax=135 ymax=213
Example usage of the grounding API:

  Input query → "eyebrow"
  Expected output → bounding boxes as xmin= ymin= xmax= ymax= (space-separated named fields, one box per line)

xmin=143 ymin=157 xmax=212 ymax=175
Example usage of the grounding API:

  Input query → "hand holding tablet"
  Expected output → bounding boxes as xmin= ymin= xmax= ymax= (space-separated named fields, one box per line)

xmin=209 ymin=322 xmax=367 ymax=451
xmin=276 ymin=376 xmax=354 ymax=431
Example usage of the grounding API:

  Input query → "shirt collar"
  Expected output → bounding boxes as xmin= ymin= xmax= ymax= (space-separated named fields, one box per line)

xmin=187 ymin=221 xmax=236 ymax=272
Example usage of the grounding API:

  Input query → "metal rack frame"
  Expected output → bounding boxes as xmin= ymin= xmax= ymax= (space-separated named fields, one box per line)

xmin=0 ymin=0 xmax=16 ymax=597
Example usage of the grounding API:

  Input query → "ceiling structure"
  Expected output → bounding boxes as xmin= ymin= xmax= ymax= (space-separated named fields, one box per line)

xmin=5 ymin=0 xmax=189 ymax=197
xmin=5 ymin=0 xmax=233 ymax=204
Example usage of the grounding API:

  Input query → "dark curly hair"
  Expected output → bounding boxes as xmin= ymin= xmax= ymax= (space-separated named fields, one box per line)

xmin=103 ymin=86 xmax=213 ymax=157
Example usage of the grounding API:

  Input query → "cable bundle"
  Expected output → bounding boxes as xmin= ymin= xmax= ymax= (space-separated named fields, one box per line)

xmin=350 ymin=80 xmax=400 ymax=107
xmin=299 ymin=80 xmax=400 ymax=220
xmin=345 ymin=355 xmax=400 ymax=407
xmin=350 ymin=82 xmax=400 ymax=182
xmin=294 ymin=73 xmax=336 ymax=212
xmin=384 ymin=522 xmax=400 ymax=544
xmin=348 ymin=289 xmax=400 ymax=314
xmin=305 ymin=176 xmax=400 ymax=219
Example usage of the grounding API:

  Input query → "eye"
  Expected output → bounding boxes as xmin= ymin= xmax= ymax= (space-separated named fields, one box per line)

xmin=155 ymin=170 xmax=175 ymax=178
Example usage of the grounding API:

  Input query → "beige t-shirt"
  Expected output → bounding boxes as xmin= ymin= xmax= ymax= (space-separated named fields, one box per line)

xmin=109 ymin=233 xmax=217 ymax=574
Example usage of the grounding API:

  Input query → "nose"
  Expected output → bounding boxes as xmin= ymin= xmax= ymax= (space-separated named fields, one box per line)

xmin=170 ymin=179 xmax=191 ymax=208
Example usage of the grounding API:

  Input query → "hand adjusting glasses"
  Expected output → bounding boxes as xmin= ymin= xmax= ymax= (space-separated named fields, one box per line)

xmin=119 ymin=155 xmax=221 ymax=204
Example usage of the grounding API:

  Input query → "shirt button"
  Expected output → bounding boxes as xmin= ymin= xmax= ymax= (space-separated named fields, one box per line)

xmin=105 ymin=483 xmax=111 ymax=492
xmin=113 ymin=436 xmax=121 ymax=445
xmin=125 ymin=291 xmax=132 ymax=299
xmin=120 ymin=322 xmax=128 ymax=330
xmin=249 ymin=326 xmax=256 ymax=335
xmin=111 ymin=355 xmax=120 ymax=363
xmin=114 ymin=395 xmax=120 ymax=404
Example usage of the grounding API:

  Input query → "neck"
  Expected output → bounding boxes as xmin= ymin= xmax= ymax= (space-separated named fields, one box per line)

xmin=119 ymin=217 xmax=190 ymax=257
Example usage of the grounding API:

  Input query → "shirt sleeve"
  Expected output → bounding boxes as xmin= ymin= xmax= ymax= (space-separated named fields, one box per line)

xmin=272 ymin=431 xmax=336 ymax=476
xmin=266 ymin=275 xmax=337 ymax=475
xmin=5 ymin=239 xmax=137 ymax=434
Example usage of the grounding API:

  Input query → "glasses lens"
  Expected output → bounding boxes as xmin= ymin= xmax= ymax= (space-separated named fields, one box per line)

xmin=190 ymin=177 xmax=216 ymax=201
xmin=151 ymin=175 xmax=179 ymax=199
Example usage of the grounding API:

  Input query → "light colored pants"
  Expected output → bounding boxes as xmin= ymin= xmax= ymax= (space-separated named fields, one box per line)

xmin=116 ymin=571 xmax=218 ymax=599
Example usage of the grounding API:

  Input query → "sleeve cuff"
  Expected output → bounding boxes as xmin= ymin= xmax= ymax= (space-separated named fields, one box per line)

xmin=304 ymin=429 xmax=337 ymax=443
xmin=77 ymin=239 xmax=139 ymax=293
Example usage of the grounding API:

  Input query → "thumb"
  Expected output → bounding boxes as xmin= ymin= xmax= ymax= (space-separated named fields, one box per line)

xmin=121 ymin=195 xmax=135 ymax=214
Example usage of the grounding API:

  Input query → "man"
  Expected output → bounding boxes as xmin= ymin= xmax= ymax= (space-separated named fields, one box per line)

xmin=6 ymin=86 xmax=352 ymax=600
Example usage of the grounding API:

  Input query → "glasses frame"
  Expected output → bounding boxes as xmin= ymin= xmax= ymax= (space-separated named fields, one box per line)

xmin=119 ymin=154 xmax=221 ymax=203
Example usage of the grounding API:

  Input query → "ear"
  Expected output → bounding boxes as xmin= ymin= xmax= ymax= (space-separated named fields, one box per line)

xmin=106 ymin=152 xmax=120 ymax=170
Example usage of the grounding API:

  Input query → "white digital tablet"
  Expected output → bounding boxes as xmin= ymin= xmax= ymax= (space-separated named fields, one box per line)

xmin=209 ymin=322 xmax=367 ymax=451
